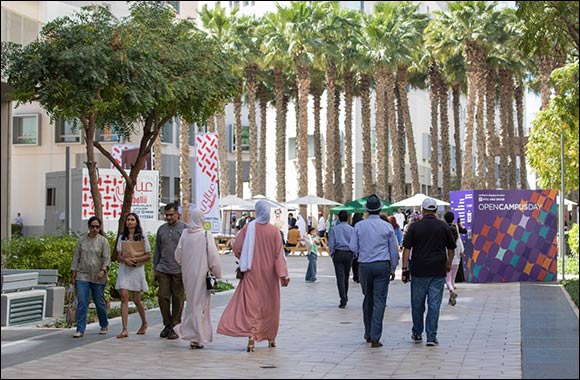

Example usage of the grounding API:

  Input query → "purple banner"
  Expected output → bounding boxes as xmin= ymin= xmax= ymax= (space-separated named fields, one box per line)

xmin=450 ymin=189 xmax=558 ymax=283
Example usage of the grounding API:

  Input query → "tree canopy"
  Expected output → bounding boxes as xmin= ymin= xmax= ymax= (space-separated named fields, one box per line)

xmin=3 ymin=2 xmax=238 ymax=233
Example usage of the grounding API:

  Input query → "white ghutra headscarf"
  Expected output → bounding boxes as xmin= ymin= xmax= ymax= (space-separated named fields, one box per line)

xmin=239 ymin=200 xmax=271 ymax=272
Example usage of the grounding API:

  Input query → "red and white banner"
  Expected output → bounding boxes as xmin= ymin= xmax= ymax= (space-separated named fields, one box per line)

xmin=82 ymin=168 xmax=159 ymax=220
xmin=195 ymin=133 xmax=221 ymax=233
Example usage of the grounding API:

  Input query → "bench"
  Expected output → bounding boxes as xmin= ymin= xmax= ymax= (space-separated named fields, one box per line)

xmin=1 ymin=269 xmax=64 ymax=319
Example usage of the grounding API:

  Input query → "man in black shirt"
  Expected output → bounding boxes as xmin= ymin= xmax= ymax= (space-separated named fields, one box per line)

xmin=401 ymin=197 xmax=456 ymax=347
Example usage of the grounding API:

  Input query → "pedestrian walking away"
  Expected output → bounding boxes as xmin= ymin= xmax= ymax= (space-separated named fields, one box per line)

xmin=328 ymin=210 xmax=355 ymax=308
xmin=172 ymin=208 xmax=222 ymax=349
xmin=154 ymin=203 xmax=187 ymax=340
xmin=217 ymin=200 xmax=290 ymax=352
xmin=70 ymin=216 xmax=110 ymax=338
xmin=349 ymin=194 xmax=399 ymax=348
xmin=401 ymin=197 xmax=456 ymax=346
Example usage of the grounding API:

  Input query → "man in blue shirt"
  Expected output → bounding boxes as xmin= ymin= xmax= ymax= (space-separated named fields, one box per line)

xmin=329 ymin=210 xmax=355 ymax=309
xmin=349 ymin=194 xmax=399 ymax=348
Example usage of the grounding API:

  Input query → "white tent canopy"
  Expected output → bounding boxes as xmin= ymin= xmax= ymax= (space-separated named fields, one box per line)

xmin=219 ymin=195 xmax=254 ymax=210
xmin=286 ymin=194 xmax=342 ymax=206
xmin=390 ymin=193 xmax=450 ymax=208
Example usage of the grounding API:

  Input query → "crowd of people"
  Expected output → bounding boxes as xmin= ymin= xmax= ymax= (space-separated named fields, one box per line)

xmin=70 ymin=196 xmax=466 ymax=350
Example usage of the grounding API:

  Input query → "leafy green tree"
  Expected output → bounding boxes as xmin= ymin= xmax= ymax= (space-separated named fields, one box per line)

xmin=527 ymin=61 xmax=579 ymax=192
xmin=3 ymin=3 xmax=237 ymax=234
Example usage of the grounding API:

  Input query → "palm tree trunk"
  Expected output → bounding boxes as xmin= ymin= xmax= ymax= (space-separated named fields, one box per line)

xmin=461 ymin=41 xmax=479 ymax=189
xmin=452 ymin=85 xmax=462 ymax=189
xmin=343 ymin=70 xmax=354 ymax=202
xmin=216 ymin=112 xmax=229 ymax=196
xmin=296 ymin=63 xmax=310 ymax=213
xmin=274 ymin=67 xmax=286 ymax=202
xmin=429 ymin=62 xmax=440 ymax=197
xmin=514 ymin=82 xmax=527 ymax=189
xmin=258 ymin=83 xmax=268 ymax=195
xmin=399 ymin=68 xmax=420 ymax=195
xmin=439 ymin=80 xmax=451 ymax=202
xmin=179 ymin=118 xmax=190 ymax=223
xmin=245 ymin=65 xmax=258 ymax=196
xmin=386 ymin=71 xmax=402 ymax=202
xmin=498 ymin=68 xmax=510 ymax=189
xmin=360 ymin=74 xmax=374 ymax=195
xmin=484 ymin=69 xmax=497 ymax=189
xmin=313 ymin=88 xmax=323 ymax=198
xmin=475 ymin=69 xmax=487 ymax=189
xmin=506 ymin=73 xmax=517 ymax=190
xmin=333 ymin=86 xmax=342 ymax=203
xmin=234 ymin=95 xmax=243 ymax=197
xmin=324 ymin=61 xmax=337 ymax=202
xmin=83 ymin=119 xmax=103 ymax=222
xmin=375 ymin=66 xmax=388 ymax=198
xmin=207 ymin=115 xmax=216 ymax=133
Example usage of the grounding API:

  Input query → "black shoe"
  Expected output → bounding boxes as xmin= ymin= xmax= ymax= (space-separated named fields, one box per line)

xmin=364 ymin=336 xmax=371 ymax=343
xmin=167 ymin=329 xmax=179 ymax=340
xmin=338 ymin=304 xmax=346 ymax=309
xmin=160 ymin=326 xmax=169 ymax=338
xmin=426 ymin=339 xmax=439 ymax=346
xmin=411 ymin=334 xmax=422 ymax=343
xmin=371 ymin=340 xmax=383 ymax=348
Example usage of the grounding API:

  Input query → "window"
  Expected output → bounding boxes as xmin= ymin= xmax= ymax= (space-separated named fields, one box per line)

xmin=46 ymin=188 xmax=56 ymax=206
xmin=55 ymin=118 xmax=81 ymax=143
xmin=94 ymin=127 xmax=120 ymax=143
xmin=230 ymin=125 xmax=249 ymax=152
xmin=288 ymin=135 xmax=315 ymax=160
xmin=12 ymin=114 xmax=40 ymax=145
xmin=161 ymin=118 xmax=174 ymax=144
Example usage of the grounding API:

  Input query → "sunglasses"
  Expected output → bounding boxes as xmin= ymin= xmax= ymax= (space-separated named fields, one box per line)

xmin=90 ymin=224 xmax=101 ymax=229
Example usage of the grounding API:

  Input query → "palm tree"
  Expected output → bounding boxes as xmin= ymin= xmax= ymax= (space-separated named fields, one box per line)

xmin=199 ymin=4 xmax=236 ymax=197
xmin=179 ymin=118 xmax=191 ymax=222
xmin=262 ymin=11 xmax=291 ymax=201
xmin=428 ymin=60 xmax=441 ymax=197
xmin=514 ymin=81 xmax=527 ymax=189
xmin=310 ymin=68 xmax=325 ymax=198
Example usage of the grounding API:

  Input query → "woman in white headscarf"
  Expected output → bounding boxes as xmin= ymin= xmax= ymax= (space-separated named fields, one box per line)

xmin=296 ymin=214 xmax=307 ymax=237
xmin=217 ymin=200 xmax=290 ymax=352
xmin=172 ymin=208 xmax=222 ymax=349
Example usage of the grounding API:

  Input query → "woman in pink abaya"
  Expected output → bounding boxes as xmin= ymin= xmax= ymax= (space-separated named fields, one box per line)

xmin=173 ymin=208 xmax=222 ymax=349
xmin=217 ymin=200 xmax=290 ymax=352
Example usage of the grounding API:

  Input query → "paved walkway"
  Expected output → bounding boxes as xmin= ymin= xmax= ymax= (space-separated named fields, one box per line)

xmin=1 ymin=255 xmax=578 ymax=379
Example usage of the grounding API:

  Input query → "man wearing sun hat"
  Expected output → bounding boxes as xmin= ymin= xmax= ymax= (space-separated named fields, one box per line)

xmin=401 ymin=196 xmax=456 ymax=347
xmin=349 ymin=194 xmax=400 ymax=348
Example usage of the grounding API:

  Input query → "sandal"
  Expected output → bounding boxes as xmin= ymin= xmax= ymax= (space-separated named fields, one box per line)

xmin=116 ymin=331 xmax=129 ymax=339
xmin=247 ymin=337 xmax=255 ymax=352
xmin=136 ymin=323 xmax=148 ymax=335
xmin=189 ymin=341 xmax=204 ymax=349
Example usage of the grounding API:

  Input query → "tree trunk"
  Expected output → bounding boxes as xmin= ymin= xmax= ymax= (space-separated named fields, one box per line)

xmin=258 ymin=83 xmax=268 ymax=195
xmin=333 ymin=86 xmax=342 ymax=203
xmin=274 ymin=67 xmax=286 ymax=202
xmin=179 ymin=118 xmax=190 ymax=223
xmin=506 ymin=73 xmax=517 ymax=190
xmin=360 ymin=74 xmax=374 ymax=195
xmin=498 ymin=68 xmax=510 ymax=189
xmin=313 ymin=89 xmax=323 ymax=198
xmin=296 ymin=63 xmax=310 ymax=217
xmin=386 ymin=71 xmax=402 ymax=202
xmin=475 ymin=68 xmax=487 ymax=189
xmin=439 ymin=80 xmax=451 ymax=202
xmin=399 ymin=68 xmax=420 ymax=195
xmin=484 ymin=69 xmax=497 ymax=189
xmin=83 ymin=118 xmax=103 ymax=222
xmin=342 ymin=70 xmax=354 ymax=202
xmin=429 ymin=62 xmax=440 ymax=197
xmin=216 ymin=112 xmax=229 ymax=196
xmin=153 ymin=129 xmax=163 ymax=218
xmin=324 ymin=61 xmax=336 ymax=202
xmin=245 ymin=65 xmax=258 ymax=196
xmin=461 ymin=41 xmax=479 ymax=189
xmin=514 ymin=82 xmax=527 ymax=189
xmin=234 ymin=95 xmax=243 ymax=197
xmin=452 ymin=85 xmax=462 ymax=189
xmin=374 ymin=66 xmax=388 ymax=198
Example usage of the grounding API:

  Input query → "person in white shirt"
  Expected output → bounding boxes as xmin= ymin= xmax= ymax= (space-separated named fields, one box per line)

xmin=317 ymin=211 xmax=327 ymax=238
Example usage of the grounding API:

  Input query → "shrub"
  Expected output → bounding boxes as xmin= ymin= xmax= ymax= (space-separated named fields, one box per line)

xmin=568 ymin=223 xmax=579 ymax=255
xmin=562 ymin=279 xmax=579 ymax=308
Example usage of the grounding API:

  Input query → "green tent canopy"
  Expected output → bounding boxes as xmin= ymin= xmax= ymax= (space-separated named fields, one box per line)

xmin=328 ymin=195 xmax=395 ymax=233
